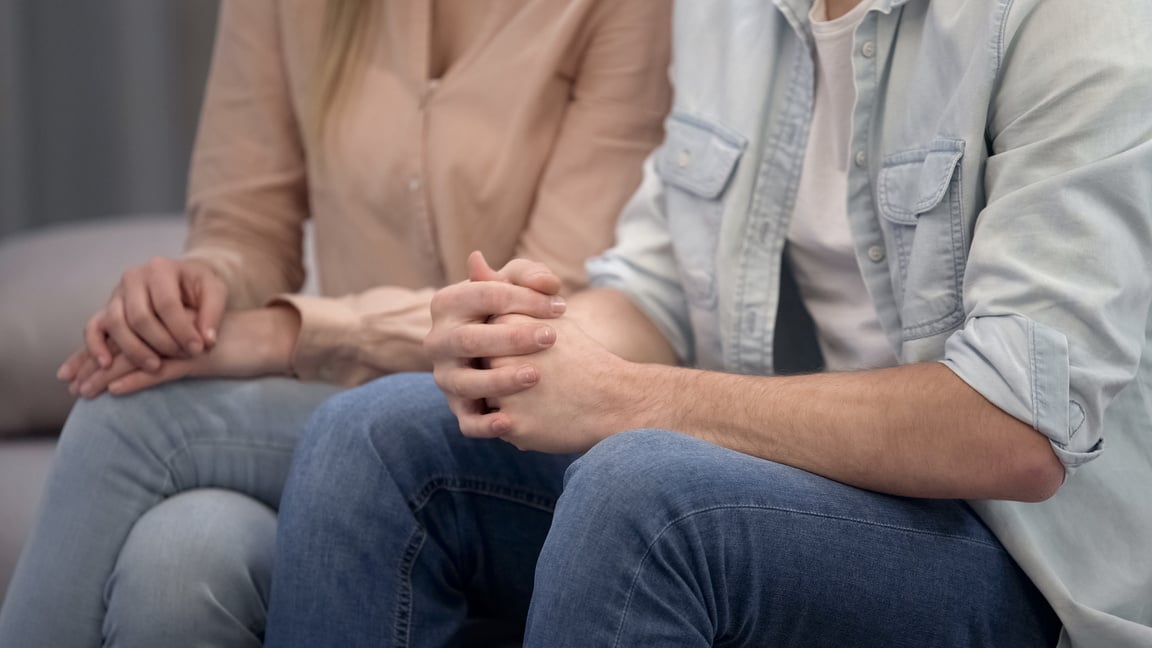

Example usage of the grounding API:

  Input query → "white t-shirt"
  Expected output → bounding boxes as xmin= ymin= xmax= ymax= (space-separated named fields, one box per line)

xmin=786 ymin=0 xmax=896 ymax=371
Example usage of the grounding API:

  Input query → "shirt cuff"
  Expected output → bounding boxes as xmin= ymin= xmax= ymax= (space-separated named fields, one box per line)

xmin=267 ymin=294 xmax=363 ymax=384
xmin=941 ymin=314 xmax=1103 ymax=472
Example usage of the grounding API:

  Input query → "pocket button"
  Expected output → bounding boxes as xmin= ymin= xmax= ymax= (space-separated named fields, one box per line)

xmin=867 ymin=245 xmax=886 ymax=263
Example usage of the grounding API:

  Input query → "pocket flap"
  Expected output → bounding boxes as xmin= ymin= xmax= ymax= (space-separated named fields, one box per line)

xmin=878 ymin=138 xmax=965 ymax=224
xmin=656 ymin=112 xmax=747 ymax=200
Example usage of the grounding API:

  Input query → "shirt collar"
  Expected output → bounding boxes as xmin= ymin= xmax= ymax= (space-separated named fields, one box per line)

xmin=773 ymin=0 xmax=913 ymax=30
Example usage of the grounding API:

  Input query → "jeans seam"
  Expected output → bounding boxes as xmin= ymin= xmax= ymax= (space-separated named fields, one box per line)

xmin=408 ymin=476 xmax=558 ymax=514
xmin=610 ymin=503 xmax=1005 ymax=648
xmin=392 ymin=526 xmax=425 ymax=648
xmin=386 ymin=476 xmax=557 ymax=645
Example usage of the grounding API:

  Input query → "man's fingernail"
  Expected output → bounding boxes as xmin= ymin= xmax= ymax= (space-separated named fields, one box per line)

xmin=205 ymin=328 xmax=217 ymax=344
xmin=187 ymin=340 xmax=203 ymax=354
xmin=550 ymin=296 xmax=566 ymax=315
xmin=109 ymin=381 xmax=123 ymax=393
xmin=98 ymin=356 xmax=110 ymax=369
xmin=56 ymin=365 xmax=69 ymax=380
xmin=517 ymin=365 xmax=539 ymax=385
xmin=146 ymin=358 xmax=161 ymax=372
xmin=535 ymin=326 xmax=555 ymax=346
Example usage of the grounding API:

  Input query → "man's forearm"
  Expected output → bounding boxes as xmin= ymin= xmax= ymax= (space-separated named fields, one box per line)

xmin=521 ymin=286 xmax=1062 ymax=501
xmin=565 ymin=287 xmax=679 ymax=365
xmin=613 ymin=361 xmax=1064 ymax=502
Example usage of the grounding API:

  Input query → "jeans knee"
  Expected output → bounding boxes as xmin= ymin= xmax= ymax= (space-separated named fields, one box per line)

xmin=54 ymin=388 xmax=177 ymax=469
xmin=560 ymin=429 xmax=709 ymax=523
xmin=104 ymin=489 xmax=274 ymax=646
xmin=289 ymin=373 xmax=460 ymax=507
xmin=300 ymin=373 xmax=455 ymax=463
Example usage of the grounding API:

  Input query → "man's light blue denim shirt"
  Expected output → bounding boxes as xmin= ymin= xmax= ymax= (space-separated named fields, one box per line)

xmin=588 ymin=0 xmax=1152 ymax=645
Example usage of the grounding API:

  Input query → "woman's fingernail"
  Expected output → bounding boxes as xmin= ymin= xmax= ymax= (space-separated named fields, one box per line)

xmin=550 ymin=296 xmax=566 ymax=315
xmin=56 ymin=365 xmax=69 ymax=380
xmin=187 ymin=340 xmax=203 ymax=354
xmin=98 ymin=356 xmax=110 ymax=369
xmin=517 ymin=365 xmax=539 ymax=385
xmin=146 ymin=358 xmax=161 ymax=372
xmin=491 ymin=417 xmax=511 ymax=435
xmin=535 ymin=326 xmax=555 ymax=346
xmin=205 ymin=328 xmax=217 ymax=344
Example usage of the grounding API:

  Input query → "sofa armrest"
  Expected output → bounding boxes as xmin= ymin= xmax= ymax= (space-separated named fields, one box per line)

xmin=0 ymin=215 xmax=188 ymax=436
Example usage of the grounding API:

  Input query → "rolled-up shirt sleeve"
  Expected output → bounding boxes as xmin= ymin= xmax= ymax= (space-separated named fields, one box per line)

xmin=587 ymin=156 xmax=694 ymax=365
xmin=941 ymin=0 xmax=1152 ymax=474
xmin=944 ymin=316 xmax=1102 ymax=469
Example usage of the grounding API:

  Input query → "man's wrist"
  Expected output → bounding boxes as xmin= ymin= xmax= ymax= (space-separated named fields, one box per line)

xmin=611 ymin=361 xmax=675 ymax=434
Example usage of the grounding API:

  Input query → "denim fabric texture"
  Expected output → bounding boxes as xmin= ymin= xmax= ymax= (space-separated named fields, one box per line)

xmin=587 ymin=1 xmax=1152 ymax=644
xmin=0 ymin=378 xmax=342 ymax=647
xmin=265 ymin=373 xmax=577 ymax=647
xmin=267 ymin=374 xmax=1059 ymax=647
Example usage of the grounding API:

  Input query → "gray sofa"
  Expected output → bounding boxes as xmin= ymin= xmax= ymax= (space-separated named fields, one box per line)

xmin=0 ymin=214 xmax=199 ymax=605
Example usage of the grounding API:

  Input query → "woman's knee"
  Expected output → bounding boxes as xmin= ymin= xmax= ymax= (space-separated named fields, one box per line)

xmin=104 ymin=489 xmax=275 ymax=646
xmin=53 ymin=386 xmax=191 ymax=474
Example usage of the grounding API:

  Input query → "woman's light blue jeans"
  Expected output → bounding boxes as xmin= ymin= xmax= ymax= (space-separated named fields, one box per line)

xmin=0 ymin=377 xmax=341 ymax=648
xmin=265 ymin=373 xmax=1060 ymax=647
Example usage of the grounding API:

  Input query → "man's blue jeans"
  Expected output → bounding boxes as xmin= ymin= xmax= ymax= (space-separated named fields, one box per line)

xmin=266 ymin=373 xmax=1060 ymax=647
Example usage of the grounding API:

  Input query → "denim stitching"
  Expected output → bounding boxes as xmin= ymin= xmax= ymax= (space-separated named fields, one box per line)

xmin=1028 ymin=319 xmax=1040 ymax=434
xmin=407 ymin=476 xmax=558 ymax=514
xmin=385 ymin=477 xmax=558 ymax=644
xmin=611 ymin=503 xmax=1005 ymax=648
xmin=392 ymin=527 xmax=425 ymax=647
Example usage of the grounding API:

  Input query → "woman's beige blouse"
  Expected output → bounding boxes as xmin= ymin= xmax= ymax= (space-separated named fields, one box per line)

xmin=183 ymin=0 xmax=671 ymax=385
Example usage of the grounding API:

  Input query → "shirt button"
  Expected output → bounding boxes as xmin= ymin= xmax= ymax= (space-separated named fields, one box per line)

xmin=854 ymin=150 xmax=867 ymax=168
xmin=861 ymin=40 xmax=876 ymax=58
xmin=420 ymin=80 xmax=440 ymax=108
xmin=676 ymin=150 xmax=692 ymax=168
xmin=867 ymin=245 xmax=886 ymax=263
xmin=408 ymin=177 xmax=422 ymax=192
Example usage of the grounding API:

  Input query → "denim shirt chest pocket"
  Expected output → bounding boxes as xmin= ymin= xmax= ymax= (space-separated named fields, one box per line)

xmin=877 ymin=138 xmax=968 ymax=339
xmin=655 ymin=113 xmax=746 ymax=310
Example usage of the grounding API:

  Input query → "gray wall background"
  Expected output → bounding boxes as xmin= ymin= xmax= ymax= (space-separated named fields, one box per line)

xmin=0 ymin=0 xmax=220 ymax=240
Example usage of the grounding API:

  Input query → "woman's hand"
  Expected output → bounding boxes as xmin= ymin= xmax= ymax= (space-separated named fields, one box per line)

xmin=63 ymin=307 xmax=300 ymax=398
xmin=58 ymin=257 xmax=228 ymax=380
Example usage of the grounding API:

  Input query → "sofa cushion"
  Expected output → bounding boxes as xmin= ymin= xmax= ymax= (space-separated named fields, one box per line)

xmin=0 ymin=215 xmax=187 ymax=436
